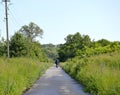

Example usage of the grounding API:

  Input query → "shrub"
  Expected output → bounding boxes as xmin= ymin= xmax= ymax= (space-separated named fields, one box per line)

xmin=0 ymin=58 xmax=52 ymax=95
xmin=61 ymin=52 xmax=120 ymax=95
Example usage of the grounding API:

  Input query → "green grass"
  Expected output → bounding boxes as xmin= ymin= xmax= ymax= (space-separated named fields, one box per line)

xmin=0 ymin=58 xmax=52 ymax=95
xmin=61 ymin=52 xmax=120 ymax=95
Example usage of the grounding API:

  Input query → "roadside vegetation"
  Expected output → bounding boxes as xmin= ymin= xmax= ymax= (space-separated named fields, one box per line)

xmin=0 ymin=22 xmax=52 ymax=95
xmin=61 ymin=52 xmax=120 ymax=95
xmin=0 ymin=58 xmax=51 ymax=95
xmin=59 ymin=32 xmax=120 ymax=95
xmin=1 ymin=21 xmax=120 ymax=95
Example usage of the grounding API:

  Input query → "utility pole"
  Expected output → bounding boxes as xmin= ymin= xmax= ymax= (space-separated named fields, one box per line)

xmin=2 ymin=0 xmax=10 ymax=58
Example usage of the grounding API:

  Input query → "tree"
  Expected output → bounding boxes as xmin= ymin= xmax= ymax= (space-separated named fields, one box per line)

xmin=82 ymin=35 xmax=91 ymax=48
xmin=10 ymin=32 xmax=28 ymax=57
xmin=9 ymin=32 xmax=48 ymax=61
xmin=58 ymin=32 xmax=82 ymax=61
xmin=58 ymin=32 xmax=92 ymax=61
xmin=96 ymin=39 xmax=111 ymax=47
xmin=0 ymin=37 xmax=7 ymax=56
xmin=42 ymin=44 xmax=59 ymax=60
xmin=19 ymin=22 xmax=43 ymax=42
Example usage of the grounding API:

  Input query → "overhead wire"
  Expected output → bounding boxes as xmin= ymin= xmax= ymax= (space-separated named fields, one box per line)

xmin=8 ymin=4 xmax=24 ymax=26
xmin=8 ymin=8 xmax=20 ymax=28
xmin=0 ymin=2 xmax=5 ymax=38
xmin=1 ymin=2 xmax=26 ymax=39
xmin=0 ymin=2 xmax=21 ymax=39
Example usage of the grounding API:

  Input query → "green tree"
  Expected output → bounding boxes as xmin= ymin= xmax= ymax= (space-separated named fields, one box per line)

xmin=0 ymin=37 xmax=7 ymax=56
xmin=10 ymin=32 xmax=28 ymax=57
xmin=58 ymin=32 xmax=91 ymax=61
xmin=58 ymin=44 xmax=67 ymax=62
xmin=82 ymin=35 xmax=91 ymax=48
xmin=96 ymin=39 xmax=111 ymax=47
xmin=9 ymin=32 xmax=48 ymax=61
xmin=19 ymin=22 xmax=43 ymax=42
xmin=42 ymin=44 xmax=59 ymax=60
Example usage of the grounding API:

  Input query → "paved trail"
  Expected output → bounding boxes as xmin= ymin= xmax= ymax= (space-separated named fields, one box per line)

xmin=23 ymin=65 xmax=91 ymax=95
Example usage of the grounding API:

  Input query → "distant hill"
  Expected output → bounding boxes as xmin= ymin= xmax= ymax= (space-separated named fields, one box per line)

xmin=42 ymin=43 xmax=59 ymax=60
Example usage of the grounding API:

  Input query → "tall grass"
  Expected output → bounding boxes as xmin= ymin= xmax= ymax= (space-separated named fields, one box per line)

xmin=0 ymin=58 xmax=52 ymax=95
xmin=61 ymin=52 xmax=120 ymax=95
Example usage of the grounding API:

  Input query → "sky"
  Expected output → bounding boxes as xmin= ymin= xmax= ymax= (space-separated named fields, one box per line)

xmin=0 ymin=0 xmax=120 ymax=44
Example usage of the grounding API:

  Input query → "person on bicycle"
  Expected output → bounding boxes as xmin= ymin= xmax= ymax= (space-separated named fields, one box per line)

xmin=55 ymin=59 xmax=59 ymax=68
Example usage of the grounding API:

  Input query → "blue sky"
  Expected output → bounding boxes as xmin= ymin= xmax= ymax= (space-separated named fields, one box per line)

xmin=0 ymin=0 xmax=120 ymax=44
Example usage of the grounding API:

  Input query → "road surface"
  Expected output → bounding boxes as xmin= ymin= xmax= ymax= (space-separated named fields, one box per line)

xmin=23 ymin=65 xmax=91 ymax=95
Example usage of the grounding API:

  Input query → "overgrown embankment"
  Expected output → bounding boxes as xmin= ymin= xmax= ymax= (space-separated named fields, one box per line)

xmin=61 ymin=52 xmax=120 ymax=95
xmin=0 ymin=58 xmax=52 ymax=95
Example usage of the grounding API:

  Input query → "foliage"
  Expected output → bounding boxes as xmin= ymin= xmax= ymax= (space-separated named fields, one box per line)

xmin=42 ymin=43 xmax=59 ymax=60
xmin=0 ymin=22 xmax=51 ymax=95
xmin=8 ymin=31 xmax=47 ymax=61
xmin=0 ymin=58 xmax=52 ymax=95
xmin=61 ymin=52 xmax=120 ymax=95
xmin=19 ymin=22 xmax=43 ymax=42
xmin=9 ymin=32 xmax=28 ymax=57
xmin=59 ymin=32 xmax=120 ymax=95
xmin=0 ymin=38 xmax=6 ymax=56
xmin=58 ymin=32 xmax=92 ymax=61
xmin=0 ymin=22 xmax=48 ymax=61
xmin=96 ymin=39 xmax=111 ymax=47
xmin=58 ymin=32 xmax=120 ymax=62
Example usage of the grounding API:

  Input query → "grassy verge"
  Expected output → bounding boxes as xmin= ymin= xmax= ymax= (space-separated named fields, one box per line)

xmin=0 ymin=58 xmax=52 ymax=95
xmin=61 ymin=52 xmax=120 ymax=95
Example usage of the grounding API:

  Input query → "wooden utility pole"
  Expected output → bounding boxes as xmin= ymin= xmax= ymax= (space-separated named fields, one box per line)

xmin=3 ymin=0 xmax=10 ymax=58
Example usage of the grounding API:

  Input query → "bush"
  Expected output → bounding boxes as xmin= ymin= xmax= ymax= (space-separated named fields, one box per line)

xmin=0 ymin=58 xmax=52 ymax=95
xmin=61 ymin=52 xmax=120 ymax=95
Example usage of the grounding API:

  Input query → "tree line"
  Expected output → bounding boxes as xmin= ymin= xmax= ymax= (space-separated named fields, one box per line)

xmin=58 ymin=32 xmax=120 ymax=62
xmin=42 ymin=44 xmax=58 ymax=60
xmin=0 ymin=22 xmax=48 ymax=61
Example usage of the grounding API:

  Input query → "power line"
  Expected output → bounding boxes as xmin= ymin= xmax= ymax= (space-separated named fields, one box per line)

xmin=8 ymin=8 xmax=21 ymax=27
xmin=0 ymin=2 xmax=4 ymax=23
xmin=9 ymin=7 xmax=24 ymax=26
xmin=1 ymin=1 xmax=24 ymax=41
xmin=0 ymin=1 xmax=7 ymax=40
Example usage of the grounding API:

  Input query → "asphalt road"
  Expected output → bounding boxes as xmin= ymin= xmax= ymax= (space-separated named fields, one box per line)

xmin=23 ymin=65 xmax=91 ymax=95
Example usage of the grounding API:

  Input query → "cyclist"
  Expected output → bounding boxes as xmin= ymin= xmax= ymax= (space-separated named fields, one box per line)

xmin=55 ymin=59 xmax=59 ymax=68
